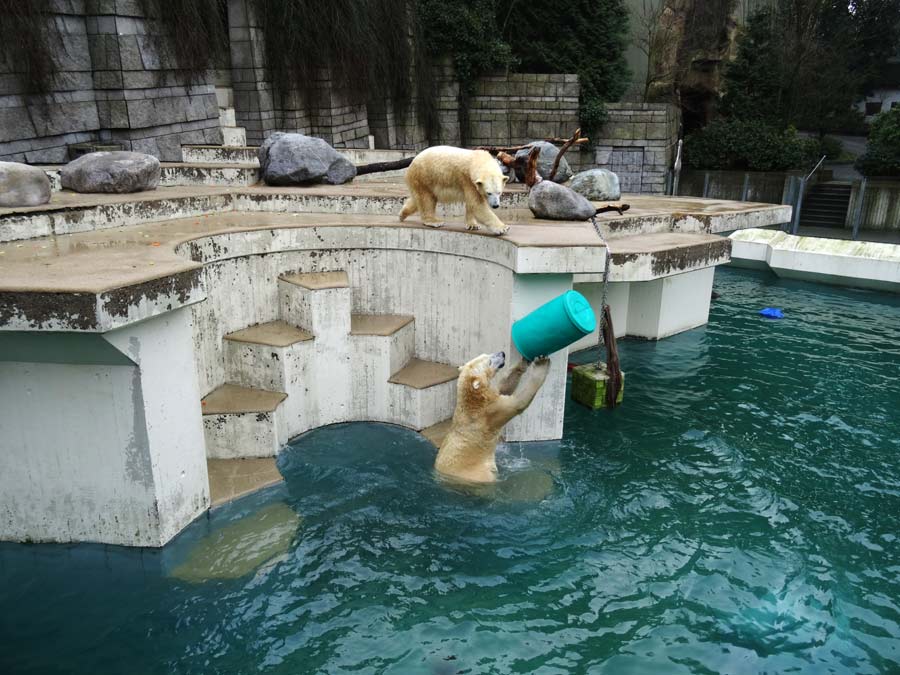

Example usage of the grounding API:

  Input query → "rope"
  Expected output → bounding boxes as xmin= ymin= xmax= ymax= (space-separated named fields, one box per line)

xmin=590 ymin=216 xmax=611 ymax=366
xmin=589 ymin=216 xmax=623 ymax=407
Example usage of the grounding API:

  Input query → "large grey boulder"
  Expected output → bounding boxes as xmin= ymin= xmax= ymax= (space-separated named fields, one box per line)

xmin=258 ymin=132 xmax=356 ymax=186
xmin=528 ymin=180 xmax=596 ymax=221
xmin=570 ymin=168 xmax=621 ymax=201
xmin=0 ymin=162 xmax=51 ymax=207
xmin=60 ymin=151 xmax=160 ymax=193
xmin=514 ymin=141 xmax=573 ymax=183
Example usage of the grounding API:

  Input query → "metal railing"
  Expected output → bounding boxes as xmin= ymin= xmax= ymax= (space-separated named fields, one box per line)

xmin=788 ymin=155 xmax=827 ymax=235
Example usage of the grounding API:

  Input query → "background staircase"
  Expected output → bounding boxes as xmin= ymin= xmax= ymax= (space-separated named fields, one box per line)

xmin=798 ymin=181 xmax=852 ymax=229
xmin=201 ymin=269 xmax=458 ymax=458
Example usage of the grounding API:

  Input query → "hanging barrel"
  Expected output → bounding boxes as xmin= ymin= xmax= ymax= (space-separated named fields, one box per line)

xmin=511 ymin=290 xmax=596 ymax=360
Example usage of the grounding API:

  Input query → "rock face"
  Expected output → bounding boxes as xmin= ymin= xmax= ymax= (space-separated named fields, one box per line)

xmin=60 ymin=151 xmax=160 ymax=193
xmin=570 ymin=169 xmax=621 ymax=201
xmin=258 ymin=133 xmax=356 ymax=186
xmin=528 ymin=180 xmax=596 ymax=221
xmin=0 ymin=162 xmax=52 ymax=207
xmin=514 ymin=141 xmax=573 ymax=183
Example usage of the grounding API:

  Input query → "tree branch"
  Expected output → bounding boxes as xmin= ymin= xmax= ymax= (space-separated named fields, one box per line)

xmin=548 ymin=127 xmax=581 ymax=181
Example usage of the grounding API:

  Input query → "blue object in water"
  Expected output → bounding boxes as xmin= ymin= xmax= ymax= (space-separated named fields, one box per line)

xmin=759 ymin=307 xmax=784 ymax=319
xmin=511 ymin=290 xmax=597 ymax=360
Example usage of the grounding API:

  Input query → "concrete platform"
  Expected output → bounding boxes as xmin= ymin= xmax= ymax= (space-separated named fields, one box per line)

xmin=202 ymin=383 xmax=287 ymax=414
xmin=0 ymin=179 xmax=790 ymax=547
xmin=207 ymin=457 xmax=283 ymax=508
xmin=389 ymin=358 xmax=459 ymax=389
xmin=729 ymin=228 xmax=900 ymax=292
xmin=351 ymin=313 xmax=415 ymax=336
xmin=224 ymin=320 xmax=313 ymax=347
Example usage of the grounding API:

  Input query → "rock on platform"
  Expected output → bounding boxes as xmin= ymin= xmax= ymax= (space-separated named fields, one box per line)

xmin=61 ymin=151 xmax=160 ymax=194
xmin=528 ymin=180 xmax=596 ymax=220
xmin=570 ymin=169 xmax=621 ymax=201
xmin=0 ymin=161 xmax=51 ymax=207
xmin=258 ymin=133 xmax=357 ymax=186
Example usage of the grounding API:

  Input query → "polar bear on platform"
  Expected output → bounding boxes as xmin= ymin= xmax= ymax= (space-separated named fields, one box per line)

xmin=435 ymin=352 xmax=550 ymax=484
xmin=399 ymin=146 xmax=510 ymax=235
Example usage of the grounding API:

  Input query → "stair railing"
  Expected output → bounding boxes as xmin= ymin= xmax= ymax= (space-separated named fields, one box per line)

xmin=791 ymin=155 xmax=827 ymax=235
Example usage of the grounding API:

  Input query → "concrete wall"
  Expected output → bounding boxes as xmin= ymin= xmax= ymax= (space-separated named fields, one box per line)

xmin=678 ymin=169 xmax=797 ymax=204
xmin=593 ymin=103 xmax=680 ymax=193
xmin=847 ymin=179 xmax=900 ymax=232
xmin=0 ymin=0 xmax=222 ymax=163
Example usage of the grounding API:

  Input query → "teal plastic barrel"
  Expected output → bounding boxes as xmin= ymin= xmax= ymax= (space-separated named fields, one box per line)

xmin=511 ymin=290 xmax=597 ymax=360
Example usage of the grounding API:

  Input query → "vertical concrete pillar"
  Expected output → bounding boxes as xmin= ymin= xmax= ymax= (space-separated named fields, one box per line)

xmin=504 ymin=273 xmax=573 ymax=442
xmin=626 ymin=268 xmax=715 ymax=340
xmin=0 ymin=307 xmax=209 ymax=547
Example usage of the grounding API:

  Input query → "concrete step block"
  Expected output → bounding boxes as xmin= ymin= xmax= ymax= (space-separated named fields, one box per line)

xmin=387 ymin=358 xmax=458 ymax=430
xmin=349 ymin=314 xmax=416 ymax=420
xmin=222 ymin=126 xmax=247 ymax=147
xmin=181 ymin=144 xmax=259 ymax=165
xmin=278 ymin=271 xmax=351 ymax=337
xmin=224 ymin=321 xmax=316 ymax=438
xmin=160 ymin=162 xmax=259 ymax=187
xmin=201 ymin=383 xmax=288 ymax=458
xmin=278 ymin=270 xmax=352 ymax=428
xmin=219 ymin=107 xmax=236 ymax=127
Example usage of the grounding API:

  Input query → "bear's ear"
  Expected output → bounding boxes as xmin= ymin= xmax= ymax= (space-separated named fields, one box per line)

xmin=474 ymin=178 xmax=483 ymax=187
xmin=502 ymin=175 xmax=509 ymax=184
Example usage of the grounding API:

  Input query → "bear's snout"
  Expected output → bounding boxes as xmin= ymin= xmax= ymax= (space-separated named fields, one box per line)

xmin=490 ymin=351 xmax=505 ymax=370
xmin=487 ymin=194 xmax=501 ymax=209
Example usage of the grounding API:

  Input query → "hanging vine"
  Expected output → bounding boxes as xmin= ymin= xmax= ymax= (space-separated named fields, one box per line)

xmin=0 ymin=0 xmax=59 ymax=94
xmin=141 ymin=0 xmax=229 ymax=80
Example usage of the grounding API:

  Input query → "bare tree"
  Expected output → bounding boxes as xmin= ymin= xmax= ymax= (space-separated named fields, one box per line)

xmin=633 ymin=0 xmax=682 ymax=101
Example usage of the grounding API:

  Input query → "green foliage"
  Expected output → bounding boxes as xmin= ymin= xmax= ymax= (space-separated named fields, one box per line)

xmin=0 ymin=0 xmax=58 ymax=94
xmin=721 ymin=1 xmax=899 ymax=134
xmin=497 ymin=0 xmax=630 ymax=136
xmin=856 ymin=107 xmax=900 ymax=176
xmin=684 ymin=118 xmax=820 ymax=172
xmin=417 ymin=0 xmax=514 ymax=91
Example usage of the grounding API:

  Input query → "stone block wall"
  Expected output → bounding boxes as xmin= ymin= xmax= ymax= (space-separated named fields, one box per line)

xmin=467 ymin=73 xmax=580 ymax=147
xmin=227 ymin=0 xmax=370 ymax=149
xmin=0 ymin=1 xmax=97 ymax=163
xmin=593 ymin=103 xmax=680 ymax=194
xmin=0 ymin=0 xmax=221 ymax=163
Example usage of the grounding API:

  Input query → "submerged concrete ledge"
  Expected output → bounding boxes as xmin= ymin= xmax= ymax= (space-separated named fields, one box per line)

xmin=730 ymin=228 xmax=900 ymax=293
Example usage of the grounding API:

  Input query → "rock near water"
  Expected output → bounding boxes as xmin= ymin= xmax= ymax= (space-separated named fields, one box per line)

xmin=0 ymin=161 xmax=51 ymax=207
xmin=570 ymin=168 xmax=621 ymax=201
xmin=528 ymin=180 xmax=596 ymax=221
xmin=60 ymin=151 xmax=160 ymax=193
xmin=514 ymin=141 xmax=573 ymax=184
xmin=258 ymin=133 xmax=356 ymax=186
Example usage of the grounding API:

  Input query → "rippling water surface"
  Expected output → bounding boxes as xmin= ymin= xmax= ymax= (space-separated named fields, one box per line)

xmin=2 ymin=268 xmax=900 ymax=674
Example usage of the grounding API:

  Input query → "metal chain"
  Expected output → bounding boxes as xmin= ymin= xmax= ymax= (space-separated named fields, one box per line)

xmin=590 ymin=215 xmax=612 ymax=368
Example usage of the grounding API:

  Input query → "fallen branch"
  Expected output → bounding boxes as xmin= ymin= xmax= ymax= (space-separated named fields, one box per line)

xmin=496 ymin=151 xmax=517 ymax=170
xmin=355 ymin=157 xmax=414 ymax=175
xmin=595 ymin=204 xmax=630 ymax=216
xmin=525 ymin=146 xmax=542 ymax=188
xmin=475 ymin=138 xmax=589 ymax=154
xmin=548 ymin=127 xmax=581 ymax=182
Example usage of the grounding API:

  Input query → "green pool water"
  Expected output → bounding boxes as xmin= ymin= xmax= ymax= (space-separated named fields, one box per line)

xmin=2 ymin=268 xmax=899 ymax=674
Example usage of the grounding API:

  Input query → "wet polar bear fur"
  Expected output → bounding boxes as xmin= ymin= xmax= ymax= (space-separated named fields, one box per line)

xmin=435 ymin=352 xmax=550 ymax=483
xmin=399 ymin=146 xmax=510 ymax=235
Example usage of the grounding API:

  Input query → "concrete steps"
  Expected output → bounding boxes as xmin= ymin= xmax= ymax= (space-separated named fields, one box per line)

xmin=201 ymin=383 xmax=288 ymax=459
xmin=350 ymin=313 xmax=416 ymax=421
xmin=799 ymin=182 xmax=851 ymax=229
xmin=222 ymin=126 xmax=246 ymax=147
xmin=182 ymin=145 xmax=258 ymax=165
xmin=206 ymin=269 xmax=459 ymax=457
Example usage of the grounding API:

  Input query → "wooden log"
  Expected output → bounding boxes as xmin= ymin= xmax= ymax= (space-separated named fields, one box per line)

xmin=475 ymin=138 xmax=589 ymax=154
xmin=595 ymin=204 xmax=631 ymax=216
xmin=355 ymin=157 xmax=414 ymax=175
xmin=525 ymin=146 xmax=542 ymax=187
xmin=548 ymin=128 xmax=581 ymax=182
